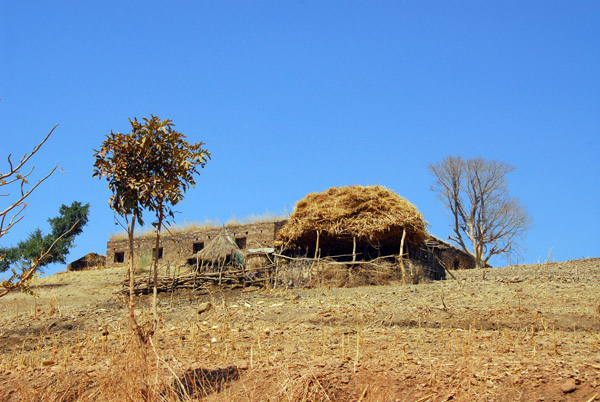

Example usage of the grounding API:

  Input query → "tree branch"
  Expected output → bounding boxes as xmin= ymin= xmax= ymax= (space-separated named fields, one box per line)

xmin=0 ymin=219 xmax=79 ymax=297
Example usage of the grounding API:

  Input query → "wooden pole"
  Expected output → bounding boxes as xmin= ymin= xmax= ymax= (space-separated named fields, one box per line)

xmin=399 ymin=228 xmax=407 ymax=283
xmin=350 ymin=236 xmax=357 ymax=279
xmin=310 ymin=230 xmax=321 ymax=282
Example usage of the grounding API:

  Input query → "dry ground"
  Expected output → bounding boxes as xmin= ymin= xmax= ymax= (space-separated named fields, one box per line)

xmin=1 ymin=258 xmax=599 ymax=401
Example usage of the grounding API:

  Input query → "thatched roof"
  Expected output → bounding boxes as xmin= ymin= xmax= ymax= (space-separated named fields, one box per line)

xmin=196 ymin=230 xmax=245 ymax=265
xmin=278 ymin=185 xmax=427 ymax=247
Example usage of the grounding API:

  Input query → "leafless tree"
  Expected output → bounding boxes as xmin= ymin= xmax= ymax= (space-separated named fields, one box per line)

xmin=429 ymin=156 xmax=532 ymax=268
xmin=1 ymin=126 xmax=58 ymax=239
xmin=0 ymin=125 xmax=71 ymax=297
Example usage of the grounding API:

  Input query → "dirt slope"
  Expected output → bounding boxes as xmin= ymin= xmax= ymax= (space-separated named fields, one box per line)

xmin=1 ymin=258 xmax=599 ymax=401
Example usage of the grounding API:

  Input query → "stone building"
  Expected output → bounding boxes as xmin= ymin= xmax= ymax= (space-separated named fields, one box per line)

xmin=106 ymin=220 xmax=287 ymax=268
xmin=423 ymin=235 xmax=480 ymax=270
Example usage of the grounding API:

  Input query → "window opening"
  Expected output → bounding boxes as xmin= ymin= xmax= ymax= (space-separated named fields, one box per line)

xmin=235 ymin=237 xmax=247 ymax=249
xmin=114 ymin=252 xmax=125 ymax=263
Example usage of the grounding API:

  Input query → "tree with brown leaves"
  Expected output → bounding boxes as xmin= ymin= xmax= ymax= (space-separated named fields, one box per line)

xmin=93 ymin=115 xmax=210 ymax=341
xmin=429 ymin=156 xmax=532 ymax=268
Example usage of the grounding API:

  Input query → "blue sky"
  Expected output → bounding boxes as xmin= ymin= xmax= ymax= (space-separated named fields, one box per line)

xmin=1 ymin=1 xmax=598 ymax=277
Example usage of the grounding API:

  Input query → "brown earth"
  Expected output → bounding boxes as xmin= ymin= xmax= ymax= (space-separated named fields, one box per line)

xmin=1 ymin=258 xmax=599 ymax=401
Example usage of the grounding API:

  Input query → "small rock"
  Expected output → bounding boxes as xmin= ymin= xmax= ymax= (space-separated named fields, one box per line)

xmin=560 ymin=379 xmax=577 ymax=393
xmin=197 ymin=302 xmax=212 ymax=314
xmin=263 ymin=328 xmax=271 ymax=335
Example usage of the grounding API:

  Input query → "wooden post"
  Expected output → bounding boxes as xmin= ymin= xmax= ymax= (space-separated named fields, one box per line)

xmin=350 ymin=236 xmax=357 ymax=279
xmin=399 ymin=228 xmax=407 ymax=283
xmin=218 ymin=258 xmax=224 ymax=286
xmin=273 ymin=254 xmax=279 ymax=289
xmin=310 ymin=230 xmax=321 ymax=282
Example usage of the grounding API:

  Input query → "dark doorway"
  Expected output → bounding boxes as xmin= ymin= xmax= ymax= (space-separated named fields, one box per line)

xmin=114 ymin=251 xmax=125 ymax=263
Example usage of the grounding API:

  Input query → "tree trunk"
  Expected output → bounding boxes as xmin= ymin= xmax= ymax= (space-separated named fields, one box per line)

xmin=127 ymin=213 xmax=137 ymax=334
xmin=469 ymin=233 xmax=482 ymax=268
xmin=152 ymin=208 xmax=164 ymax=327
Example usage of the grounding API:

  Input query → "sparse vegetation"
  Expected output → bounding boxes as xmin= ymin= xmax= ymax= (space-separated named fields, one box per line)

xmin=0 ymin=258 xmax=599 ymax=401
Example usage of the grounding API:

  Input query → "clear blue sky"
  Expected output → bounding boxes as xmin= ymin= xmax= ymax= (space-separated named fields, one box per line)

xmin=1 ymin=1 xmax=598 ymax=277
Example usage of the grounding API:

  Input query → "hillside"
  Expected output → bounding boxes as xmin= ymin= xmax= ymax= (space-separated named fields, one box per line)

xmin=1 ymin=258 xmax=599 ymax=401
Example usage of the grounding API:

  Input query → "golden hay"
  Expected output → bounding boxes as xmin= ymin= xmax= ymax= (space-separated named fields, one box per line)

xmin=278 ymin=185 xmax=426 ymax=246
xmin=196 ymin=230 xmax=245 ymax=265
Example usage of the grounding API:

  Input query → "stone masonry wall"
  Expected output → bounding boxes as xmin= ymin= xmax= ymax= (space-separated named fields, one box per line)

xmin=106 ymin=220 xmax=287 ymax=268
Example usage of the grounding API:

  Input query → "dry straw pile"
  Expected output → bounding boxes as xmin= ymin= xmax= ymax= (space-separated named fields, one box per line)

xmin=278 ymin=185 xmax=427 ymax=248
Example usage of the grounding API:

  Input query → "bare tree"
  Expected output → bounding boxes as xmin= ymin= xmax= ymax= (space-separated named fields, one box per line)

xmin=429 ymin=156 xmax=532 ymax=268
xmin=0 ymin=125 xmax=70 ymax=297
xmin=1 ymin=126 xmax=58 ymax=239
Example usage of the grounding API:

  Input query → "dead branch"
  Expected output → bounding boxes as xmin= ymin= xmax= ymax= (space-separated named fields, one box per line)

xmin=0 ymin=219 xmax=79 ymax=297
xmin=0 ymin=125 xmax=59 ymax=239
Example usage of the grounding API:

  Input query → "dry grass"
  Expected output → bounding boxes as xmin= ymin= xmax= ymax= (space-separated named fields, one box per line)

xmin=1 ymin=258 xmax=600 ymax=401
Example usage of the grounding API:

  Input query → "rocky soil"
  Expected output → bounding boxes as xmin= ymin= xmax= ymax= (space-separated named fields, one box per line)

xmin=1 ymin=258 xmax=599 ymax=401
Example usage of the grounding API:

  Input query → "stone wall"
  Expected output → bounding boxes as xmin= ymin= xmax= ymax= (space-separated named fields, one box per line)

xmin=106 ymin=220 xmax=287 ymax=268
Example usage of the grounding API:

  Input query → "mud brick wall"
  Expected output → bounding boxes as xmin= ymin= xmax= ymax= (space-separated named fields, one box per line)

xmin=106 ymin=220 xmax=287 ymax=267
xmin=438 ymin=248 xmax=477 ymax=270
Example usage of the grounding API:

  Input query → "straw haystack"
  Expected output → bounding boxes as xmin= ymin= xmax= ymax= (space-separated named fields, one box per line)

xmin=278 ymin=185 xmax=427 ymax=258
xmin=195 ymin=230 xmax=245 ymax=268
